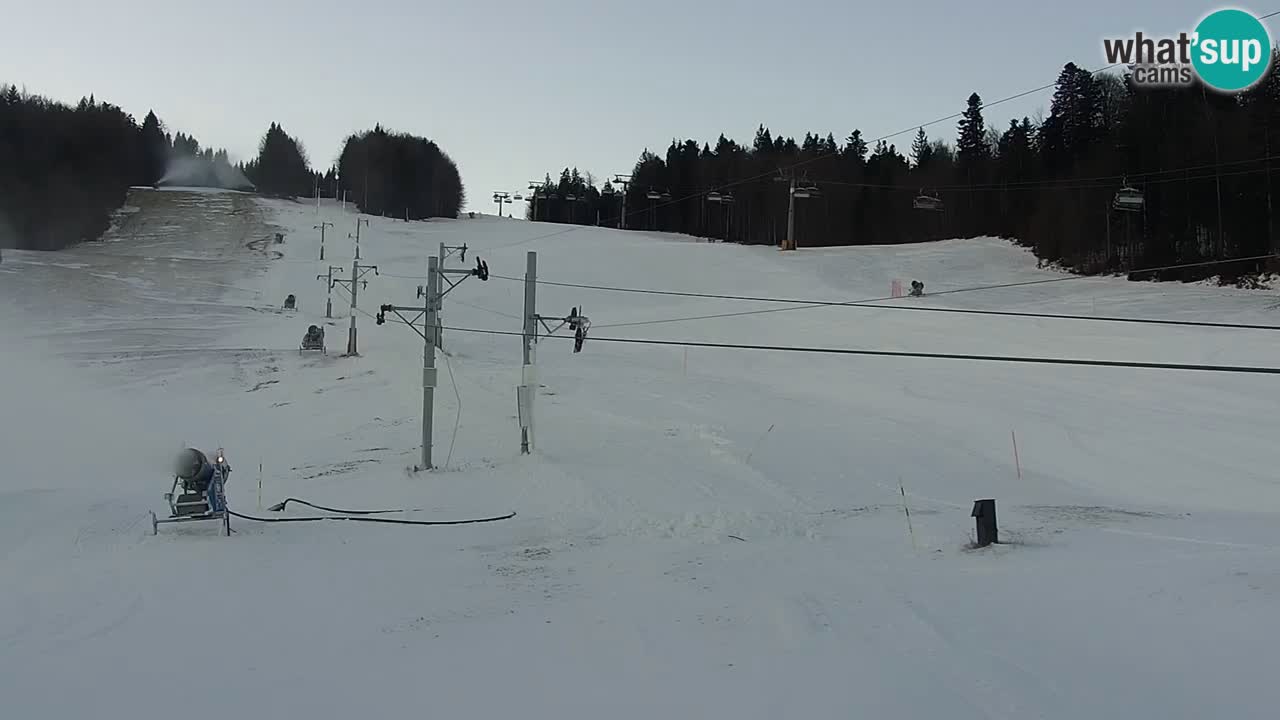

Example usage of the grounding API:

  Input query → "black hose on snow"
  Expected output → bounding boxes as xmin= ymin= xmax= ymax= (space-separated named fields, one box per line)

xmin=265 ymin=497 xmax=426 ymax=515
xmin=228 ymin=506 xmax=516 ymax=527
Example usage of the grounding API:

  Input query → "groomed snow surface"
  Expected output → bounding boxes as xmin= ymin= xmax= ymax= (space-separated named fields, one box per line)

xmin=3 ymin=189 xmax=1279 ymax=719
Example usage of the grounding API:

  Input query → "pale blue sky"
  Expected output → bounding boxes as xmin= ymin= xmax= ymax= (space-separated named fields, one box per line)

xmin=1 ymin=1 xmax=1264 ymax=209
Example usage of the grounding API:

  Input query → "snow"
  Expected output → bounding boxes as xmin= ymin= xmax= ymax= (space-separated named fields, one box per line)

xmin=3 ymin=189 xmax=1280 ymax=718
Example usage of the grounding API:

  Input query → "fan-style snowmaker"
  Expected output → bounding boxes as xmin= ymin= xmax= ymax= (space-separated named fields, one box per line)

xmin=152 ymin=447 xmax=232 ymax=536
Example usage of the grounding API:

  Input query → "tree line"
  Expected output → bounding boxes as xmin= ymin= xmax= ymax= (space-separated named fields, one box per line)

xmin=0 ymin=86 xmax=238 ymax=250
xmin=334 ymin=125 xmax=465 ymax=220
xmin=239 ymin=122 xmax=466 ymax=221
xmin=1 ymin=83 xmax=466 ymax=250
xmin=530 ymin=54 xmax=1280 ymax=282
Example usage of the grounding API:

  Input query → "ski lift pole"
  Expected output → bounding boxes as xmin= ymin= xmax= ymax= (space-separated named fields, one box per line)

xmin=438 ymin=242 xmax=447 ymax=346
xmin=374 ymin=258 xmax=438 ymax=471
xmin=422 ymin=256 xmax=438 ymax=470
xmin=520 ymin=251 xmax=537 ymax=454
xmin=314 ymin=221 xmax=333 ymax=260
xmin=334 ymin=257 xmax=378 ymax=356
xmin=1106 ymin=200 xmax=1111 ymax=268
xmin=317 ymin=265 xmax=341 ymax=319
xmin=786 ymin=176 xmax=797 ymax=251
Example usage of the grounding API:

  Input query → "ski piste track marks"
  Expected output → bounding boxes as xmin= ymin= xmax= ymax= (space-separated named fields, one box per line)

xmin=6 ymin=191 xmax=1280 ymax=718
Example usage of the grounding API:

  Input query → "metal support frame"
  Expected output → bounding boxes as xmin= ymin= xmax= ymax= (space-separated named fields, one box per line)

xmin=530 ymin=309 xmax=590 ymax=343
xmin=350 ymin=217 xmax=369 ymax=260
xmin=314 ymin=221 xmax=333 ymax=260
xmin=527 ymin=181 xmax=544 ymax=221
xmin=332 ymin=258 xmax=378 ymax=356
xmin=613 ymin=174 xmax=632 ymax=229
xmin=433 ymin=255 xmax=489 ymax=351
xmin=775 ymin=170 xmax=819 ymax=250
xmin=493 ymin=191 xmax=512 ymax=217
xmin=439 ymin=242 xmax=468 ymax=265
xmin=377 ymin=253 xmax=490 ymax=471
xmin=378 ymin=260 xmax=437 ymax=471
xmin=520 ymin=252 xmax=537 ymax=454
xmin=707 ymin=191 xmax=735 ymax=242
xmin=519 ymin=251 xmax=591 ymax=454
xmin=317 ymin=264 xmax=343 ymax=319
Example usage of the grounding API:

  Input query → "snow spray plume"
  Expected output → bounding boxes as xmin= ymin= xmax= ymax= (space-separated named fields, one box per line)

xmin=157 ymin=153 xmax=254 ymax=191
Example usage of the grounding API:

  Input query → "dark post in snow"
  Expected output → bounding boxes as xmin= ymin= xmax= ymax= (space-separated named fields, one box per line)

xmin=420 ymin=255 xmax=439 ymax=470
xmin=315 ymin=221 xmax=333 ymax=260
xmin=334 ymin=256 xmax=378 ymax=356
xmin=971 ymin=499 xmax=998 ymax=547
xmin=317 ymin=265 xmax=342 ymax=319
xmin=519 ymin=251 xmax=537 ymax=455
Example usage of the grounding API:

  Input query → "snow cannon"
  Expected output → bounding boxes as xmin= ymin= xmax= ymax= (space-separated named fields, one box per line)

xmin=300 ymin=324 xmax=326 ymax=355
xmin=152 ymin=447 xmax=232 ymax=537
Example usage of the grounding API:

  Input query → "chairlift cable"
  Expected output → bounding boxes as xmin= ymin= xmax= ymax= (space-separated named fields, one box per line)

xmin=493 ymin=10 xmax=1280 ymax=249
xmin=798 ymin=156 xmax=1280 ymax=193
xmin=436 ymin=324 xmax=1280 ymax=376
xmin=486 ymin=253 xmax=1280 ymax=331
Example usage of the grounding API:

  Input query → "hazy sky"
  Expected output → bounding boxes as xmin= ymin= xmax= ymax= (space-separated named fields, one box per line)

xmin=1 ymin=1 xmax=1262 ymax=210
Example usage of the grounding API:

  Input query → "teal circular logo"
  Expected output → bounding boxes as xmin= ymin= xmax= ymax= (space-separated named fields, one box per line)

xmin=1192 ymin=9 xmax=1273 ymax=91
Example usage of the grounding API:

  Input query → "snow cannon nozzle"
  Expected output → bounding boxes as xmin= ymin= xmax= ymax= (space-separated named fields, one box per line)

xmin=173 ymin=447 xmax=208 ymax=480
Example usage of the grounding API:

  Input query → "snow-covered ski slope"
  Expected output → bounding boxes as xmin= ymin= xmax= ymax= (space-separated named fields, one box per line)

xmin=3 ymin=188 xmax=1279 ymax=719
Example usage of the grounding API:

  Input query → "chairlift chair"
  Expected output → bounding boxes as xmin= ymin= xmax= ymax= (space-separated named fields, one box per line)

xmin=913 ymin=190 xmax=943 ymax=212
xmin=1113 ymin=183 xmax=1144 ymax=212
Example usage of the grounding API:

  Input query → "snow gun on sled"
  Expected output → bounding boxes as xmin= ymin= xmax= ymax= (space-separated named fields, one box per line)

xmin=300 ymin=324 xmax=326 ymax=355
xmin=151 ymin=447 xmax=232 ymax=536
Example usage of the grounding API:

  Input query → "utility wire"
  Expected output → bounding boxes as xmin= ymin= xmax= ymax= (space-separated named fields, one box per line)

xmin=437 ymin=324 xmax=1280 ymax=376
xmin=492 ymin=253 xmax=1279 ymax=331
xmin=451 ymin=299 xmax=523 ymax=321
xmin=490 ymin=61 xmax=1125 ymax=249
xmin=813 ymin=157 xmax=1280 ymax=192
xmin=496 ymin=8 xmax=1280 ymax=249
